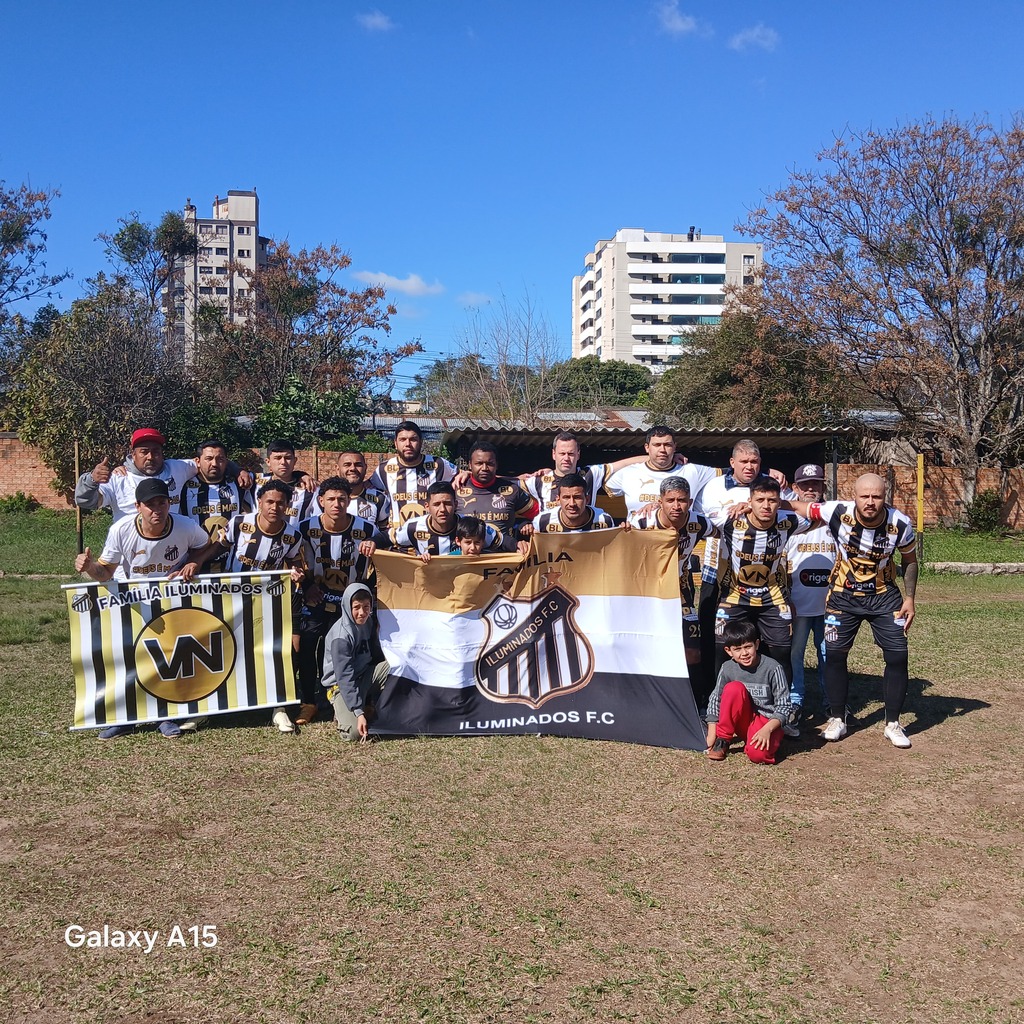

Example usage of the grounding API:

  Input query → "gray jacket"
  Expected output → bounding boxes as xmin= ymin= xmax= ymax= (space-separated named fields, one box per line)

xmin=320 ymin=583 xmax=378 ymax=717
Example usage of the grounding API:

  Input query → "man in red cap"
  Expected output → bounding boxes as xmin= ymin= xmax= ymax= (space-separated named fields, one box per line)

xmin=75 ymin=427 xmax=249 ymax=529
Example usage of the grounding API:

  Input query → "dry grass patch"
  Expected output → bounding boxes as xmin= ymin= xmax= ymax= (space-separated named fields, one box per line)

xmin=0 ymin=575 xmax=1021 ymax=1023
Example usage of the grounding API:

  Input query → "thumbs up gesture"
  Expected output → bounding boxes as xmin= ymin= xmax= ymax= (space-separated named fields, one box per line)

xmin=91 ymin=456 xmax=112 ymax=483
xmin=75 ymin=547 xmax=92 ymax=573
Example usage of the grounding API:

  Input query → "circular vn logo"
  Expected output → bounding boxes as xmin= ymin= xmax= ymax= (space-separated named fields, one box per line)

xmin=134 ymin=608 xmax=236 ymax=703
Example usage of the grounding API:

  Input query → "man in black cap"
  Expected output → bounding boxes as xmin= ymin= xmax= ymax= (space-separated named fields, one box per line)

xmin=74 ymin=478 xmax=217 ymax=740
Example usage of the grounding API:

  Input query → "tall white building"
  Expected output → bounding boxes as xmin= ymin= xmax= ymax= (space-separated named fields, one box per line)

xmin=571 ymin=228 xmax=762 ymax=375
xmin=166 ymin=189 xmax=270 ymax=363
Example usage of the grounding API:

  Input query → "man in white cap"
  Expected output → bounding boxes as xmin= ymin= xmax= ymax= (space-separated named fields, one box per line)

xmin=783 ymin=464 xmax=837 ymax=732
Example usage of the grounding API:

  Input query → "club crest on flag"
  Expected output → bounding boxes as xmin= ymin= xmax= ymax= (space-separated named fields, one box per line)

xmin=71 ymin=592 xmax=94 ymax=614
xmin=475 ymin=572 xmax=594 ymax=709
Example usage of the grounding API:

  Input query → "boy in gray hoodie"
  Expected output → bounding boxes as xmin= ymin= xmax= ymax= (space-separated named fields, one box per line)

xmin=320 ymin=582 xmax=390 ymax=741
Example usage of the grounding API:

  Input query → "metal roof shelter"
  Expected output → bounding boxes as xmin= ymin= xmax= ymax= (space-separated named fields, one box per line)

xmin=359 ymin=411 xmax=854 ymax=480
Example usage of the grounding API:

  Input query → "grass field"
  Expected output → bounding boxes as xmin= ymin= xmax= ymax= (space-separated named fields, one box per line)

xmin=1 ymin=570 xmax=1022 ymax=1024
xmin=2 ymin=510 xmax=1023 ymax=577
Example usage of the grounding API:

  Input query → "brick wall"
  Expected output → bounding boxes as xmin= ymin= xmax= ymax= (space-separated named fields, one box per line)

xmin=2 ymin=435 xmax=1021 ymax=528
xmin=0 ymin=434 xmax=71 ymax=509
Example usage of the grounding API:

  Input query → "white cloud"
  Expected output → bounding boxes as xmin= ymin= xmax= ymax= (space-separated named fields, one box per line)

xmin=356 ymin=10 xmax=395 ymax=32
xmin=457 ymin=291 xmax=492 ymax=307
xmin=656 ymin=1 xmax=697 ymax=36
xmin=728 ymin=23 xmax=779 ymax=52
xmin=352 ymin=270 xmax=444 ymax=296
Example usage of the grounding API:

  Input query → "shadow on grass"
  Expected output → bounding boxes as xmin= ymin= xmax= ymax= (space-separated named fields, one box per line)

xmin=846 ymin=671 xmax=990 ymax=736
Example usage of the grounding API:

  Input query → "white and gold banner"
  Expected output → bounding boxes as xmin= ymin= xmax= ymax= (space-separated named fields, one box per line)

xmin=63 ymin=573 xmax=295 ymax=729
xmin=373 ymin=530 xmax=707 ymax=750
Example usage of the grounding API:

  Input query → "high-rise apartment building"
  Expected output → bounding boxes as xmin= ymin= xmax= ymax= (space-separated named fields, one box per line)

xmin=165 ymin=189 xmax=269 ymax=362
xmin=571 ymin=228 xmax=762 ymax=375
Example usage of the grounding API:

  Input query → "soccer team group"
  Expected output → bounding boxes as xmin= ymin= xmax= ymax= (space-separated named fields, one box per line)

xmin=72 ymin=422 xmax=919 ymax=761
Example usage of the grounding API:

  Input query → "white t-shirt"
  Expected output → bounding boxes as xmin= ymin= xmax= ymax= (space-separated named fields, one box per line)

xmin=784 ymin=524 xmax=838 ymax=617
xmin=99 ymin=513 xmax=211 ymax=580
xmin=97 ymin=459 xmax=199 ymax=523
xmin=604 ymin=461 xmax=719 ymax=516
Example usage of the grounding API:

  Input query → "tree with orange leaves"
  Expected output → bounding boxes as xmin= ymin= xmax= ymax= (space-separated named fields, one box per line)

xmin=741 ymin=114 xmax=1024 ymax=497
xmin=193 ymin=239 xmax=421 ymax=409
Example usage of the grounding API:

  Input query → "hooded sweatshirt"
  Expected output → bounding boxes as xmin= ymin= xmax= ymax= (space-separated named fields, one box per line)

xmin=319 ymin=583 xmax=379 ymax=716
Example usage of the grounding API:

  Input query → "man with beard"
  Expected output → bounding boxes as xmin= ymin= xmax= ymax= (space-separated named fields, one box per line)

xmin=178 ymin=439 xmax=253 ymax=572
xmin=785 ymin=473 xmax=918 ymax=748
xmin=369 ymin=421 xmax=458 ymax=529
xmin=313 ymin=450 xmax=391 ymax=531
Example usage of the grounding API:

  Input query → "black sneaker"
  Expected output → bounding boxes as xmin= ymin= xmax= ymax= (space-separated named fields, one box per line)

xmin=706 ymin=737 xmax=729 ymax=761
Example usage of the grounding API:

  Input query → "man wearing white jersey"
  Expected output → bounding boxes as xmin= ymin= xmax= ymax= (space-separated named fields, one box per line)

xmin=521 ymin=430 xmax=662 ymax=511
xmin=603 ymin=425 xmax=719 ymax=517
xmin=74 ymin=477 xmax=216 ymax=741
xmin=75 ymin=428 xmax=199 ymax=523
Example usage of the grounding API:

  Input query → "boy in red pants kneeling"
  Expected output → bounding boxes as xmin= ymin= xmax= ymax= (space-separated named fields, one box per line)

xmin=706 ymin=619 xmax=792 ymax=764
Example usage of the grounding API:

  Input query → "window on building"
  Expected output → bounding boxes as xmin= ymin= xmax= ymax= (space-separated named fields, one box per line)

xmin=199 ymin=246 xmax=212 ymax=256
xmin=237 ymin=289 xmax=248 ymax=299
xmin=199 ymin=266 xmax=213 ymax=275
xmin=743 ymin=276 xmax=755 ymax=286
xmin=215 ymin=267 xmax=228 ymax=275
xmin=216 ymin=225 xmax=228 ymax=235
xmin=743 ymin=253 xmax=755 ymax=266
xmin=215 ymin=247 xmax=228 ymax=256
xmin=237 ymin=225 xmax=252 ymax=235
xmin=216 ymin=286 xmax=228 ymax=295
xmin=237 ymin=248 xmax=251 ymax=259
xmin=199 ymin=286 xmax=213 ymax=295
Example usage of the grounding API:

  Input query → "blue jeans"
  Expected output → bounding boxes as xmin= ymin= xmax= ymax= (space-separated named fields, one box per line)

xmin=790 ymin=614 xmax=826 ymax=710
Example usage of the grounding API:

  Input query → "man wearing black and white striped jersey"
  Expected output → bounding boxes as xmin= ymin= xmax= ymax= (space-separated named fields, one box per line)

xmin=294 ymin=476 xmax=385 ymax=725
xmin=786 ymin=473 xmax=919 ymax=749
xmin=369 ymin=420 xmax=457 ymax=529
xmin=393 ymin=482 xmax=504 ymax=560
xmin=178 ymin=439 xmax=253 ymax=572
xmin=531 ymin=473 xmax=616 ymax=534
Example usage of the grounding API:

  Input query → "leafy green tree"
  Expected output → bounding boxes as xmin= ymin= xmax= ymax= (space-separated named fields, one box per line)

xmin=405 ymin=354 xmax=496 ymax=414
xmin=552 ymin=356 xmax=652 ymax=409
xmin=645 ymin=312 xmax=848 ymax=428
xmin=10 ymin=276 xmax=186 ymax=493
xmin=0 ymin=181 xmax=69 ymax=338
xmin=166 ymin=398 xmax=253 ymax=463
xmin=98 ymin=211 xmax=197 ymax=319
xmin=252 ymin=374 xmax=364 ymax=448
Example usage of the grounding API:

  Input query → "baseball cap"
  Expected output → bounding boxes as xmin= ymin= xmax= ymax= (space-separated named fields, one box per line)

xmin=135 ymin=478 xmax=170 ymax=503
xmin=794 ymin=463 xmax=826 ymax=484
xmin=131 ymin=428 xmax=166 ymax=448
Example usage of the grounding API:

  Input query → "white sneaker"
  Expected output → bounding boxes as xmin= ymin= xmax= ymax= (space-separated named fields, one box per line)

xmin=272 ymin=709 xmax=294 ymax=733
xmin=884 ymin=721 xmax=912 ymax=748
xmin=823 ymin=716 xmax=847 ymax=741
xmin=179 ymin=716 xmax=207 ymax=733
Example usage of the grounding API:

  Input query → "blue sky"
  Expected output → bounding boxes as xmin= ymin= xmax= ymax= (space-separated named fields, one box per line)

xmin=5 ymin=1 xmax=1024 ymax=396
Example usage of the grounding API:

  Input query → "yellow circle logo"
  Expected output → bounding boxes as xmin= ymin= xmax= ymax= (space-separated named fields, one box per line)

xmin=134 ymin=608 xmax=236 ymax=703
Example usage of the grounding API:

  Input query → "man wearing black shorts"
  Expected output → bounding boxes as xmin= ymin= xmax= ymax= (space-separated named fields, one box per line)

xmin=788 ymin=473 xmax=918 ymax=748
xmin=709 ymin=476 xmax=811 ymax=690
